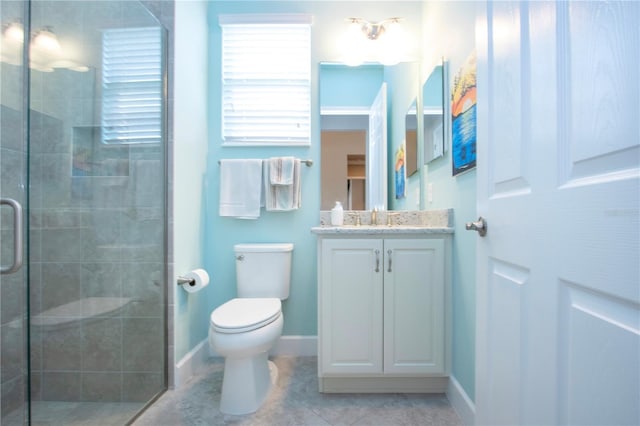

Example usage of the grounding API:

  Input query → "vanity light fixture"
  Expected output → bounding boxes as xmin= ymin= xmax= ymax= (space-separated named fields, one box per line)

xmin=2 ymin=22 xmax=61 ymax=51
xmin=341 ymin=17 xmax=409 ymax=67
xmin=348 ymin=17 xmax=402 ymax=41
xmin=1 ymin=20 xmax=88 ymax=72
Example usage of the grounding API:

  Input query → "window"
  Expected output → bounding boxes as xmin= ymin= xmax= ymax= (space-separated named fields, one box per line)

xmin=101 ymin=27 xmax=163 ymax=145
xmin=220 ymin=14 xmax=312 ymax=146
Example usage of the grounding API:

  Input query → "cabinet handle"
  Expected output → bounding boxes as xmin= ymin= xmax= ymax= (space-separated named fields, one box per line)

xmin=387 ymin=249 xmax=392 ymax=272
xmin=375 ymin=249 xmax=380 ymax=272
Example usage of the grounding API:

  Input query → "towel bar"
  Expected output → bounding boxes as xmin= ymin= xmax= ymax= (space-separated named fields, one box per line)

xmin=218 ymin=159 xmax=313 ymax=167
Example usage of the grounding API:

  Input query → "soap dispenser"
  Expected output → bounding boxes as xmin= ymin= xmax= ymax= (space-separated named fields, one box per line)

xmin=331 ymin=201 xmax=344 ymax=226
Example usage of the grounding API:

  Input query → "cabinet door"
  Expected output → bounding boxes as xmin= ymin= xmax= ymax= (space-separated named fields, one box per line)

xmin=320 ymin=239 xmax=383 ymax=374
xmin=383 ymin=239 xmax=445 ymax=374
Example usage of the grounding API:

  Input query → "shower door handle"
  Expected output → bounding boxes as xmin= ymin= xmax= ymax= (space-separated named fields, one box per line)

xmin=0 ymin=198 xmax=24 ymax=274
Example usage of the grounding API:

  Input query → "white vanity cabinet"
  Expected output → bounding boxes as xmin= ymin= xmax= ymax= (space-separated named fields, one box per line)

xmin=315 ymin=231 xmax=451 ymax=393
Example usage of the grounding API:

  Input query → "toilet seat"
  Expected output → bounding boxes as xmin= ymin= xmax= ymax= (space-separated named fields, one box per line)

xmin=211 ymin=298 xmax=281 ymax=334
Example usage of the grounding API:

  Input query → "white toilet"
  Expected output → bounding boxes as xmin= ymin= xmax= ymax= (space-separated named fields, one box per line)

xmin=208 ymin=243 xmax=293 ymax=415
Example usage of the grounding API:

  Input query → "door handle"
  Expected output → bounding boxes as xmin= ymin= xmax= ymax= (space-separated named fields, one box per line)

xmin=465 ymin=217 xmax=487 ymax=237
xmin=387 ymin=249 xmax=392 ymax=272
xmin=0 ymin=198 xmax=24 ymax=274
xmin=375 ymin=249 xmax=380 ymax=272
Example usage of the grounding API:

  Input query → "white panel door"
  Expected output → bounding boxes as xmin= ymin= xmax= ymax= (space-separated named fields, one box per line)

xmin=475 ymin=1 xmax=639 ymax=425
xmin=367 ymin=83 xmax=387 ymax=210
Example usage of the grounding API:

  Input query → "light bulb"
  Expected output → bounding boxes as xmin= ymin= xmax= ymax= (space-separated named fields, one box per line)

xmin=3 ymin=22 xmax=24 ymax=43
xmin=341 ymin=19 xmax=367 ymax=66
xmin=33 ymin=27 xmax=61 ymax=51
xmin=378 ymin=19 xmax=408 ymax=66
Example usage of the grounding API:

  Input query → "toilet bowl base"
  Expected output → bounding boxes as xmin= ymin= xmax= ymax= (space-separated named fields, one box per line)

xmin=219 ymin=353 xmax=278 ymax=415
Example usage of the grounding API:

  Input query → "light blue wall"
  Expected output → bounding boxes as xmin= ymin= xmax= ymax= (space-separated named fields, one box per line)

xmin=173 ymin=0 xmax=210 ymax=360
xmin=206 ymin=2 xmax=320 ymax=337
xmin=320 ymin=64 xmax=384 ymax=108
xmin=176 ymin=4 xmax=477 ymax=406
xmin=204 ymin=1 xmax=424 ymax=338
xmin=422 ymin=1 xmax=478 ymax=402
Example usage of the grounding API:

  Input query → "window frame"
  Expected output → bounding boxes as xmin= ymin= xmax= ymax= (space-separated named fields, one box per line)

xmin=219 ymin=14 xmax=312 ymax=147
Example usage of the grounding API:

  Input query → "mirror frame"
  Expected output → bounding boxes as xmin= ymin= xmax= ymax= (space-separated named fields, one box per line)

xmin=405 ymin=97 xmax=418 ymax=176
xmin=421 ymin=58 xmax=450 ymax=165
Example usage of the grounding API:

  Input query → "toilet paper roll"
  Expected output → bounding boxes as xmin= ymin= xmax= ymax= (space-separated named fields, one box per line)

xmin=181 ymin=268 xmax=210 ymax=293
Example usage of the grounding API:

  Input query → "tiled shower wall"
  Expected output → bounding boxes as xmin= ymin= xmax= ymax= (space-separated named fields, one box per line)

xmin=27 ymin=108 xmax=165 ymax=402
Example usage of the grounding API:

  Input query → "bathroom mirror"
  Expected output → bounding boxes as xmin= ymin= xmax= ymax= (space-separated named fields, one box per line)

xmin=320 ymin=63 xmax=387 ymax=211
xmin=405 ymin=97 xmax=418 ymax=176
xmin=321 ymin=62 xmax=420 ymax=211
xmin=422 ymin=59 xmax=449 ymax=164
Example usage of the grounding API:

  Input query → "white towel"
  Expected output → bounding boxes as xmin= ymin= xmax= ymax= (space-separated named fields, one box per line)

xmin=263 ymin=158 xmax=301 ymax=211
xmin=219 ymin=159 xmax=263 ymax=219
xmin=269 ymin=156 xmax=295 ymax=185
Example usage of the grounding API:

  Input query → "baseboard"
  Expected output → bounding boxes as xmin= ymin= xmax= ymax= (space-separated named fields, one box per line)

xmin=270 ymin=335 xmax=317 ymax=356
xmin=446 ymin=375 xmax=476 ymax=426
xmin=174 ymin=338 xmax=209 ymax=389
xmin=319 ymin=376 xmax=449 ymax=393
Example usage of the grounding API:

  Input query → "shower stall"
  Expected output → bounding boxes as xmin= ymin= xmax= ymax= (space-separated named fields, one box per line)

xmin=1 ymin=1 xmax=168 ymax=424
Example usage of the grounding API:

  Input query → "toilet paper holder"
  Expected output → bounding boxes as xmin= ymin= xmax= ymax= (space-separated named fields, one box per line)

xmin=177 ymin=276 xmax=195 ymax=286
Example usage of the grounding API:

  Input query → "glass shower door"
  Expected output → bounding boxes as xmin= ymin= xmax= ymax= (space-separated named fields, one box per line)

xmin=29 ymin=1 xmax=167 ymax=424
xmin=1 ymin=1 xmax=29 ymax=423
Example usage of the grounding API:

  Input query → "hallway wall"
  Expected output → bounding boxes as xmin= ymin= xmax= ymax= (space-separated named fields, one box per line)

xmin=422 ymin=0 xmax=478 ymax=404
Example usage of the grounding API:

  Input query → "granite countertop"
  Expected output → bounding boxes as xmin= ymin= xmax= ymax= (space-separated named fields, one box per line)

xmin=311 ymin=208 xmax=454 ymax=235
xmin=311 ymin=225 xmax=454 ymax=235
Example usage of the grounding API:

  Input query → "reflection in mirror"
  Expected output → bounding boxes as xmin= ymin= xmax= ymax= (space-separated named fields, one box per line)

xmin=320 ymin=63 xmax=386 ymax=211
xmin=405 ymin=98 xmax=418 ymax=176
xmin=422 ymin=59 xmax=449 ymax=164
xmin=321 ymin=129 xmax=367 ymax=210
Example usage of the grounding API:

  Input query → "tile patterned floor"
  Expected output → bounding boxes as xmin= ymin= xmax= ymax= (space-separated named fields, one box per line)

xmin=133 ymin=356 xmax=462 ymax=426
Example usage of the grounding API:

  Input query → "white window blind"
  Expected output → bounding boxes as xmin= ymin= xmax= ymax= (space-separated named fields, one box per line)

xmin=101 ymin=27 xmax=162 ymax=145
xmin=221 ymin=15 xmax=311 ymax=146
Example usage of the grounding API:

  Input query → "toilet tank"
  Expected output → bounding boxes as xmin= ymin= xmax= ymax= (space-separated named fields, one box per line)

xmin=234 ymin=243 xmax=294 ymax=300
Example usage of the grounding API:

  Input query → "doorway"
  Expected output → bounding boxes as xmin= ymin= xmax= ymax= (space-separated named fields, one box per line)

xmin=320 ymin=130 xmax=366 ymax=210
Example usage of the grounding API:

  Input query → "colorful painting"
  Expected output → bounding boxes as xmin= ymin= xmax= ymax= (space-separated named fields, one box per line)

xmin=451 ymin=51 xmax=477 ymax=176
xmin=395 ymin=143 xmax=406 ymax=199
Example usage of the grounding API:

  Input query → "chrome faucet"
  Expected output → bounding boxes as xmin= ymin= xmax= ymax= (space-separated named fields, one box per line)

xmin=371 ymin=207 xmax=378 ymax=226
xmin=349 ymin=211 xmax=361 ymax=226
xmin=387 ymin=212 xmax=399 ymax=227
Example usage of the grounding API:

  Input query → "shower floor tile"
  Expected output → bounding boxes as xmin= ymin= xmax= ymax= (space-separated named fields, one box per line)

xmin=30 ymin=401 xmax=143 ymax=426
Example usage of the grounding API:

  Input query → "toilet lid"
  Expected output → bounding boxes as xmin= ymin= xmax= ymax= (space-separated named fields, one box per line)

xmin=210 ymin=298 xmax=281 ymax=333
